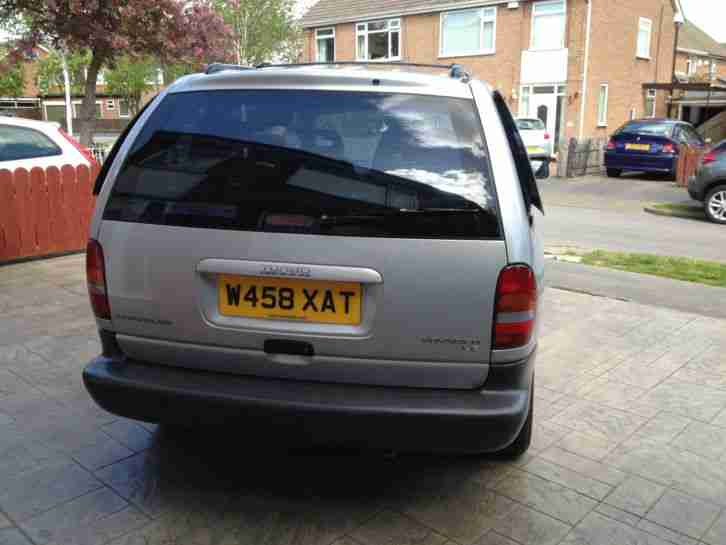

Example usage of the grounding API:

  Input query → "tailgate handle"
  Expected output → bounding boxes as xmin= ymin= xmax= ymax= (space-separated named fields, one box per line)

xmin=264 ymin=339 xmax=314 ymax=357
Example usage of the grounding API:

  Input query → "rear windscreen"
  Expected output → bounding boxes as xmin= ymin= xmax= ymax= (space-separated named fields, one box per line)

xmin=617 ymin=121 xmax=673 ymax=137
xmin=103 ymin=90 xmax=500 ymax=239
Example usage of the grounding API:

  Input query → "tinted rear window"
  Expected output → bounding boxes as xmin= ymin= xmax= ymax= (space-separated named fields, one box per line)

xmin=0 ymin=124 xmax=62 ymax=162
xmin=516 ymin=119 xmax=545 ymax=130
xmin=616 ymin=121 xmax=673 ymax=137
xmin=103 ymin=90 xmax=500 ymax=239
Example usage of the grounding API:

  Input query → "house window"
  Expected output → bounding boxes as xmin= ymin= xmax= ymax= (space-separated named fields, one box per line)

xmin=531 ymin=0 xmax=566 ymax=50
xmin=637 ymin=17 xmax=652 ymax=59
xmin=356 ymin=19 xmax=400 ymax=61
xmin=645 ymin=89 xmax=657 ymax=117
xmin=686 ymin=58 xmax=694 ymax=76
xmin=597 ymin=84 xmax=608 ymax=127
xmin=519 ymin=86 xmax=531 ymax=117
xmin=106 ymin=100 xmax=115 ymax=110
xmin=440 ymin=7 xmax=496 ymax=57
xmin=72 ymin=102 xmax=102 ymax=118
xmin=315 ymin=27 xmax=335 ymax=62
xmin=630 ymin=107 xmax=637 ymax=120
xmin=118 ymin=100 xmax=130 ymax=118
xmin=710 ymin=60 xmax=717 ymax=80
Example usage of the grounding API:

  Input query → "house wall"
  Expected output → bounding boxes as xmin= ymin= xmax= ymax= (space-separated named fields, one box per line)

xmin=301 ymin=0 xmax=678 ymax=141
xmin=675 ymin=51 xmax=726 ymax=81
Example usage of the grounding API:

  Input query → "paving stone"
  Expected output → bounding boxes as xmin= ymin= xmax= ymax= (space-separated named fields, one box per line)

xmin=473 ymin=530 xmax=522 ymax=545
xmin=594 ymin=503 xmax=642 ymax=528
xmin=538 ymin=447 xmax=627 ymax=486
xmin=493 ymin=469 xmax=598 ymax=525
xmin=557 ymin=430 xmax=618 ymax=461
xmin=603 ymin=476 xmax=666 ymax=517
xmin=490 ymin=504 xmax=570 ymax=545
xmin=636 ymin=412 xmax=693 ymax=444
xmin=561 ymin=511 xmax=672 ymax=545
xmin=529 ymin=421 xmax=571 ymax=453
xmin=352 ymin=510 xmax=447 ymax=545
xmin=670 ymin=422 xmax=726 ymax=460
xmin=0 ymin=514 xmax=10 ymax=530
xmin=401 ymin=483 xmax=517 ymax=544
xmin=636 ymin=519 xmax=699 ymax=545
xmin=19 ymin=488 xmax=128 ymax=545
xmin=551 ymin=400 xmax=650 ymax=443
xmin=101 ymin=420 xmax=154 ymax=453
xmin=713 ymin=408 xmax=726 ymax=428
xmin=523 ymin=457 xmax=613 ymax=500
xmin=703 ymin=511 xmax=726 ymax=545
xmin=645 ymin=490 xmax=721 ymax=540
xmin=637 ymin=379 xmax=726 ymax=422
xmin=71 ymin=436 xmax=135 ymax=471
xmin=0 ymin=461 xmax=102 ymax=521
xmin=0 ymin=529 xmax=32 ymax=545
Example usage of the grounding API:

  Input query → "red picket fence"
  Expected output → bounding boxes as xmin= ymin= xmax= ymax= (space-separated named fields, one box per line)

xmin=0 ymin=164 xmax=99 ymax=263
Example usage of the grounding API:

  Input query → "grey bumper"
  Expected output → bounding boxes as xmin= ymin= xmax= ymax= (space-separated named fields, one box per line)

xmin=83 ymin=348 xmax=534 ymax=454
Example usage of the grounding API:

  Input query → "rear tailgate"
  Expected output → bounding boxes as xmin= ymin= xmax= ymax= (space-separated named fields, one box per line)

xmin=97 ymin=88 xmax=507 ymax=390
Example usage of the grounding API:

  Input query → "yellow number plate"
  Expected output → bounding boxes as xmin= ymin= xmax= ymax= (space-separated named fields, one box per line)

xmin=625 ymin=143 xmax=651 ymax=151
xmin=218 ymin=274 xmax=362 ymax=325
xmin=527 ymin=146 xmax=545 ymax=154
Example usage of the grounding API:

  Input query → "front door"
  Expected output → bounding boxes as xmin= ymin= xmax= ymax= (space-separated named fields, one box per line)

xmin=530 ymin=86 xmax=557 ymax=138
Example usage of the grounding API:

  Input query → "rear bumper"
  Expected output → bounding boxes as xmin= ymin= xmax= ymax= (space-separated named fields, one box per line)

xmin=604 ymin=151 xmax=676 ymax=173
xmin=83 ymin=349 xmax=535 ymax=454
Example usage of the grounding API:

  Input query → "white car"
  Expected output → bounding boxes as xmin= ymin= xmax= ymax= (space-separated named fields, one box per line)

xmin=0 ymin=116 xmax=95 ymax=170
xmin=516 ymin=117 xmax=552 ymax=178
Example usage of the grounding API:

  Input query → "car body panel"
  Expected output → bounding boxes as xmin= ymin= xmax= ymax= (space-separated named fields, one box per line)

xmin=516 ymin=118 xmax=552 ymax=157
xmin=689 ymin=140 xmax=726 ymax=201
xmin=0 ymin=117 xmax=90 ymax=170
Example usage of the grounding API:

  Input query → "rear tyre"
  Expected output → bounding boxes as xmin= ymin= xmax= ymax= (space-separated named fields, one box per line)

xmin=536 ymin=160 xmax=550 ymax=179
xmin=497 ymin=386 xmax=533 ymax=458
xmin=606 ymin=168 xmax=622 ymax=178
xmin=705 ymin=185 xmax=726 ymax=225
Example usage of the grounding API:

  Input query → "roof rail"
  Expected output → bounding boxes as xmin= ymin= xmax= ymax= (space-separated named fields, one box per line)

xmin=205 ymin=61 xmax=471 ymax=80
xmin=205 ymin=63 xmax=253 ymax=75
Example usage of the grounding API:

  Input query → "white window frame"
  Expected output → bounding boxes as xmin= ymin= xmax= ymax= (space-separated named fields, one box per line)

xmin=686 ymin=58 xmax=694 ymax=76
xmin=439 ymin=7 xmax=497 ymax=58
xmin=710 ymin=60 xmax=717 ymax=79
xmin=355 ymin=18 xmax=401 ymax=61
xmin=645 ymin=88 xmax=657 ymax=117
xmin=118 ymin=99 xmax=131 ymax=118
xmin=637 ymin=17 xmax=652 ymax=60
xmin=315 ymin=27 xmax=336 ymax=62
xmin=597 ymin=84 xmax=609 ymax=127
xmin=530 ymin=0 xmax=566 ymax=51
xmin=106 ymin=99 xmax=115 ymax=110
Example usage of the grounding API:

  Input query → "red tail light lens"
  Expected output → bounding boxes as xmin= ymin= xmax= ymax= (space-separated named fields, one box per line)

xmin=703 ymin=150 xmax=717 ymax=164
xmin=59 ymin=128 xmax=98 ymax=167
xmin=86 ymin=239 xmax=111 ymax=319
xmin=662 ymin=143 xmax=677 ymax=154
xmin=606 ymin=139 xmax=616 ymax=150
xmin=544 ymin=132 xmax=551 ymax=140
xmin=493 ymin=265 xmax=537 ymax=350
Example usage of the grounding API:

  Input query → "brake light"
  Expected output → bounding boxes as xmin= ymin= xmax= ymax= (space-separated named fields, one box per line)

xmin=59 ymin=128 xmax=98 ymax=167
xmin=662 ymin=143 xmax=677 ymax=154
xmin=544 ymin=132 xmax=551 ymax=140
xmin=606 ymin=139 xmax=616 ymax=150
xmin=703 ymin=150 xmax=717 ymax=164
xmin=86 ymin=239 xmax=111 ymax=319
xmin=493 ymin=265 xmax=537 ymax=350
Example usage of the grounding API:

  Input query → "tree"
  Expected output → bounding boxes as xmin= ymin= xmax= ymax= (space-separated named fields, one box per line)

xmin=0 ymin=48 xmax=24 ymax=97
xmin=212 ymin=0 xmax=298 ymax=65
xmin=35 ymin=49 xmax=90 ymax=95
xmin=104 ymin=55 xmax=159 ymax=115
xmin=0 ymin=0 xmax=230 ymax=145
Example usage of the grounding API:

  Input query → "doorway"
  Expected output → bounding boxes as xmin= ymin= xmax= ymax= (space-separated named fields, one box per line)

xmin=520 ymin=84 xmax=566 ymax=148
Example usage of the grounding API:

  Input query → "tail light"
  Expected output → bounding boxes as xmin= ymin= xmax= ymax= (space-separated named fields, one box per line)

xmin=606 ymin=139 xmax=616 ymax=150
xmin=702 ymin=150 xmax=717 ymax=165
xmin=493 ymin=265 xmax=537 ymax=350
xmin=86 ymin=239 xmax=111 ymax=319
xmin=544 ymin=132 xmax=551 ymax=140
xmin=662 ymin=143 xmax=677 ymax=154
xmin=58 ymin=128 xmax=98 ymax=167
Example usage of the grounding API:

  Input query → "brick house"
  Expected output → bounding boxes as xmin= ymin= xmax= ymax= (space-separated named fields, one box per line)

xmin=675 ymin=20 xmax=726 ymax=83
xmin=299 ymin=0 xmax=682 ymax=149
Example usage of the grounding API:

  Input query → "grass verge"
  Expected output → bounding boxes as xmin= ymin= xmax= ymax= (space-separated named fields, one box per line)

xmin=580 ymin=250 xmax=726 ymax=288
xmin=650 ymin=203 xmax=705 ymax=218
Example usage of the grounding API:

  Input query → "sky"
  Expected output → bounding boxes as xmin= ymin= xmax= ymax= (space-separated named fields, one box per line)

xmin=678 ymin=0 xmax=726 ymax=42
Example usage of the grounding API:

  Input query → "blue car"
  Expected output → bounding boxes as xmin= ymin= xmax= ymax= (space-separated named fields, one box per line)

xmin=604 ymin=119 xmax=706 ymax=179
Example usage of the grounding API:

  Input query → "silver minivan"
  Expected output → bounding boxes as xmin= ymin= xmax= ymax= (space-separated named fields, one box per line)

xmin=83 ymin=63 xmax=545 ymax=455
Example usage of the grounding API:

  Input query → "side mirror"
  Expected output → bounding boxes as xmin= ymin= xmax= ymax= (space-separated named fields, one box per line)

xmin=530 ymin=157 xmax=551 ymax=179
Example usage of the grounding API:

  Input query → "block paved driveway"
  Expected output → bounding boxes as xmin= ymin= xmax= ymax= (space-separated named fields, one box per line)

xmin=2 ymin=255 xmax=726 ymax=545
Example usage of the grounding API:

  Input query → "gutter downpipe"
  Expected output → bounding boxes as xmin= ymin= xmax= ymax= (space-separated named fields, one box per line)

xmin=578 ymin=0 xmax=593 ymax=139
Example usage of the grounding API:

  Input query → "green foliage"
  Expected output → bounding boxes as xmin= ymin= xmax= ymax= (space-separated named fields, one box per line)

xmin=212 ymin=0 xmax=299 ymax=65
xmin=35 ymin=49 xmax=90 ymax=95
xmin=161 ymin=62 xmax=198 ymax=86
xmin=104 ymin=56 xmax=160 ymax=114
xmin=0 ymin=49 xmax=24 ymax=97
